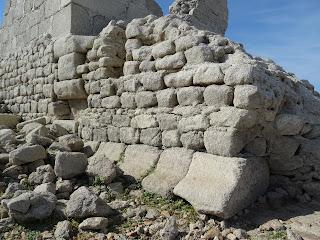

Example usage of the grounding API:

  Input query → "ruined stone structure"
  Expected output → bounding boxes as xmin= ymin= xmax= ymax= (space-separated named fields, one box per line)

xmin=1 ymin=0 xmax=320 ymax=220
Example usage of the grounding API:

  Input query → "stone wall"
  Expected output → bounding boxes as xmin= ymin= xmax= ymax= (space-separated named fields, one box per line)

xmin=0 ymin=34 xmax=58 ymax=119
xmin=50 ymin=14 xmax=320 ymax=216
xmin=1 ymin=0 xmax=320 ymax=218
xmin=0 ymin=0 xmax=162 ymax=57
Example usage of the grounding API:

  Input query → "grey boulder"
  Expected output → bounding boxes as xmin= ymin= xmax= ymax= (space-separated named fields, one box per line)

xmin=65 ymin=186 xmax=113 ymax=218
xmin=5 ymin=191 xmax=56 ymax=223
xmin=54 ymin=152 xmax=88 ymax=179
xmin=9 ymin=145 xmax=47 ymax=165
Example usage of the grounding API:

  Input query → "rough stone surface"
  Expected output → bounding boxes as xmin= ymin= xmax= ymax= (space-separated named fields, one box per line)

xmin=170 ymin=0 xmax=228 ymax=35
xmin=54 ymin=152 xmax=88 ymax=179
xmin=174 ymin=153 xmax=269 ymax=218
xmin=66 ymin=186 xmax=113 ymax=218
xmin=6 ymin=191 xmax=57 ymax=223
xmin=86 ymin=154 xmax=117 ymax=184
xmin=9 ymin=145 xmax=47 ymax=165
xmin=142 ymin=148 xmax=194 ymax=197
xmin=119 ymin=145 xmax=162 ymax=181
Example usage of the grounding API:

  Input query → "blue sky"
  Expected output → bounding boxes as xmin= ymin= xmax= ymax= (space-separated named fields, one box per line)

xmin=0 ymin=0 xmax=319 ymax=90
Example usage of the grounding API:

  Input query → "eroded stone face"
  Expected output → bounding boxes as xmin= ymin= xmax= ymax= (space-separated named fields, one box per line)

xmin=170 ymin=0 xmax=228 ymax=35
xmin=173 ymin=153 xmax=270 ymax=219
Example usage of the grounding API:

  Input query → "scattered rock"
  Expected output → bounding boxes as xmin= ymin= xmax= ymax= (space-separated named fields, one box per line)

xmin=54 ymin=152 xmax=88 ymax=179
xmin=58 ymin=134 xmax=84 ymax=151
xmin=54 ymin=220 xmax=77 ymax=239
xmin=160 ymin=216 xmax=179 ymax=240
xmin=66 ymin=186 xmax=113 ymax=218
xmin=9 ymin=145 xmax=47 ymax=165
xmin=79 ymin=217 xmax=109 ymax=231
xmin=5 ymin=191 xmax=56 ymax=223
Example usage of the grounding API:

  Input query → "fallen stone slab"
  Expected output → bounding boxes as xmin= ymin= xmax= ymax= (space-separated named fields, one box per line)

xmin=173 ymin=152 xmax=269 ymax=218
xmin=94 ymin=142 xmax=126 ymax=163
xmin=142 ymin=148 xmax=194 ymax=197
xmin=9 ymin=145 xmax=47 ymax=165
xmin=16 ymin=117 xmax=47 ymax=131
xmin=119 ymin=144 xmax=162 ymax=181
xmin=52 ymin=120 xmax=79 ymax=134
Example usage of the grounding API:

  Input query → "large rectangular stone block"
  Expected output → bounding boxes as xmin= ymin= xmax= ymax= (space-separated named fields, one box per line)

xmin=173 ymin=152 xmax=269 ymax=219
xmin=58 ymin=53 xmax=86 ymax=80
xmin=54 ymin=79 xmax=87 ymax=100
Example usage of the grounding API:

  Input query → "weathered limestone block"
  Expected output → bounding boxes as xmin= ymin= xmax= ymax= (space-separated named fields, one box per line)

xmin=152 ymin=40 xmax=176 ymax=59
xmin=155 ymin=52 xmax=186 ymax=70
xmin=193 ymin=63 xmax=224 ymax=85
xmin=108 ymin=126 xmax=120 ymax=142
xmin=132 ymin=46 xmax=153 ymax=61
xmin=178 ymin=115 xmax=209 ymax=133
xmin=9 ymin=145 xmax=47 ymax=165
xmin=135 ymin=91 xmax=157 ymax=108
xmin=180 ymin=131 xmax=204 ymax=150
xmin=54 ymin=152 xmax=88 ymax=179
xmin=177 ymin=87 xmax=204 ymax=106
xmin=139 ymin=72 xmax=165 ymax=91
xmin=123 ymin=61 xmax=140 ymax=75
xmin=234 ymin=85 xmax=262 ymax=109
xmin=54 ymin=79 xmax=87 ymax=100
xmin=58 ymin=53 xmax=86 ymax=80
xmin=101 ymin=96 xmax=121 ymax=108
xmin=156 ymin=88 xmax=178 ymax=107
xmin=94 ymin=142 xmax=126 ymax=163
xmin=174 ymin=153 xmax=269 ymax=218
xmin=119 ymin=144 xmax=162 ymax=181
xmin=204 ymin=127 xmax=253 ymax=156
xmin=54 ymin=35 xmax=96 ymax=58
xmin=5 ymin=191 xmax=57 ymax=223
xmin=275 ymin=114 xmax=304 ymax=136
xmin=65 ymin=186 xmax=112 ymax=218
xmin=203 ymin=85 xmax=233 ymax=107
xmin=121 ymin=92 xmax=136 ymax=109
xmin=224 ymin=64 xmax=256 ymax=86
xmin=119 ymin=127 xmax=140 ymax=144
xmin=175 ymin=35 xmax=205 ymax=52
xmin=112 ymin=115 xmax=131 ymax=127
xmin=269 ymin=136 xmax=301 ymax=172
xmin=162 ymin=130 xmax=182 ymax=147
xmin=86 ymin=155 xmax=117 ymax=184
xmin=140 ymin=128 xmax=162 ymax=146
xmin=52 ymin=120 xmax=78 ymax=134
xmin=157 ymin=114 xmax=178 ymax=130
xmin=139 ymin=60 xmax=156 ymax=72
xmin=170 ymin=0 xmax=228 ymax=35
xmin=185 ymin=44 xmax=214 ymax=64
xmin=209 ymin=107 xmax=258 ymax=129
xmin=131 ymin=114 xmax=158 ymax=129
xmin=142 ymin=148 xmax=194 ymax=197
xmin=164 ymin=70 xmax=194 ymax=88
